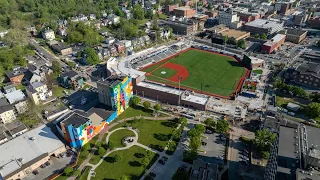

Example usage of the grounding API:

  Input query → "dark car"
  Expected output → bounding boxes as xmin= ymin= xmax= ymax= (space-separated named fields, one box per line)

xmin=32 ymin=170 xmax=39 ymax=175
xmin=40 ymin=164 xmax=46 ymax=168
xmin=45 ymin=161 xmax=51 ymax=166
xmin=149 ymin=172 xmax=156 ymax=177
xmin=178 ymin=164 xmax=188 ymax=171
xmin=158 ymin=159 xmax=165 ymax=165
xmin=201 ymin=141 xmax=207 ymax=146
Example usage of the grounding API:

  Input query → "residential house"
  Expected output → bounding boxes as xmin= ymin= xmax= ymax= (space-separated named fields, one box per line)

xmin=22 ymin=69 xmax=42 ymax=85
xmin=57 ymin=27 xmax=67 ymax=36
xmin=42 ymin=29 xmax=55 ymax=40
xmin=71 ymin=14 xmax=88 ymax=22
xmin=57 ymin=19 xmax=68 ymax=27
xmin=119 ymin=40 xmax=133 ymax=53
xmin=3 ymin=84 xmax=16 ymax=94
xmin=6 ymin=67 xmax=25 ymax=84
xmin=4 ymin=121 xmax=28 ymax=138
xmin=132 ymin=38 xmax=143 ymax=48
xmin=101 ymin=19 xmax=110 ymax=26
xmin=0 ymin=106 xmax=16 ymax=124
xmin=124 ymin=9 xmax=133 ymax=19
xmin=51 ymin=42 xmax=73 ymax=56
xmin=89 ymin=14 xmax=96 ymax=20
xmin=105 ymin=37 xmax=116 ymax=45
xmin=0 ymin=30 xmax=8 ymax=38
xmin=142 ymin=35 xmax=151 ymax=45
xmin=4 ymin=89 xmax=28 ymax=114
xmin=26 ymin=82 xmax=52 ymax=105
xmin=59 ymin=71 xmax=84 ymax=90
xmin=108 ymin=14 xmax=120 ymax=25
xmin=114 ymin=42 xmax=126 ymax=54
xmin=108 ymin=46 xmax=118 ymax=56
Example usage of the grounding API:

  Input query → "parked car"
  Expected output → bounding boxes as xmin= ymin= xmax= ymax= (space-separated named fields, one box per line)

xmin=149 ymin=172 xmax=156 ymax=177
xmin=201 ymin=141 xmax=207 ymax=146
xmin=45 ymin=161 xmax=51 ymax=166
xmin=32 ymin=170 xmax=39 ymax=175
xmin=40 ymin=164 xmax=46 ymax=168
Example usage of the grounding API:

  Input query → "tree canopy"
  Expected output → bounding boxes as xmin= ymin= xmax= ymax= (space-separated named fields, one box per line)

xmin=67 ymin=22 xmax=102 ymax=46
xmin=216 ymin=120 xmax=229 ymax=134
xmin=254 ymin=129 xmax=276 ymax=152
xmin=83 ymin=48 xmax=100 ymax=65
xmin=306 ymin=102 xmax=320 ymax=118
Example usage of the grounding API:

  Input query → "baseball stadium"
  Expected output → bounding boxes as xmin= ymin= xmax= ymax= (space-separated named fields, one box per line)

xmin=139 ymin=48 xmax=249 ymax=98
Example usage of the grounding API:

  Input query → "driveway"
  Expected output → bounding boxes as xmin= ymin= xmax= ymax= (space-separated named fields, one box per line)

xmin=23 ymin=155 xmax=73 ymax=180
xmin=151 ymin=127 xmax=190 ymax=180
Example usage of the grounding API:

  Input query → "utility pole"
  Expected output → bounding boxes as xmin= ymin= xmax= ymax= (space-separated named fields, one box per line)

xmin=178 ymin=76 xmax=182 ymax=106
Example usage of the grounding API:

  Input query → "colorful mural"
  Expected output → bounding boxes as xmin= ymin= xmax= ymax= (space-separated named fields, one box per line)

xmin=61 ymin=76 xmax=133 ymax=148
xmin=111 ymin=76 xmax=133 ymax=115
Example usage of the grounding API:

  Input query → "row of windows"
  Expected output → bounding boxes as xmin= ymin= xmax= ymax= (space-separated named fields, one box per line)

xmin=299 ymin=79 xmax=318 ymax=86
xmin=299 ymin=75 xmax=320 ymax=82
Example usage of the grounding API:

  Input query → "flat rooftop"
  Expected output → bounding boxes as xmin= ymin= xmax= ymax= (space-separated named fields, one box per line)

xmin=181 ymin=92 xmax=208 ymax=105
xmin=286 ymin=29 xmax=307 ymax=36
xmin=0 ymin=125 xmax=65 ymax=178
xmin=278 ymin=126 xmax=298 ymax=159
xmin=306 ymin=126 xmax=320 ymax=148
xmin=138 ymin=81 xmax=181 ymax=96
xmin=219 ymin=29 xmax=250 ymax=39
xmin=174 ymin=6 xmax=193 ymax=11
xmin=4 ymin=90 xmax=26 ymax=104
xmin=206 ymin=24 xmax=228 ymax=33
xmin=245 ymin=19 xmax=283 ymax=29
xmin=264 ymin=34 xmax=286 ymax=46
xmin=61 ymin=111 xmax=89 ymax=128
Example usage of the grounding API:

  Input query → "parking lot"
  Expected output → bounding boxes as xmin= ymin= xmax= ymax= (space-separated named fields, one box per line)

xmin=197 ymin=132 xmax=226 ymax=165
xmin=23 ymin=152 xmax=74 ymax=180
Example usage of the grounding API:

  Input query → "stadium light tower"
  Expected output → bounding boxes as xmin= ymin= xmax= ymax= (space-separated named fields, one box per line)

xmin=178 ymin=75 xmax=182 ymax=106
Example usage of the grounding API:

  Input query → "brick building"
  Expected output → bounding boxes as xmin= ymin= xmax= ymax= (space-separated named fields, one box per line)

xmin=262 ymin=34 xmax=286 ymax=54
xmin=173 ymin=6 xmax=196 ymax=18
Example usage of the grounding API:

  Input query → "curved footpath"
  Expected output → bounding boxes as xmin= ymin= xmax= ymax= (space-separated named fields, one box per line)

xmin=86 ymin=127 xmax=164 ymax=180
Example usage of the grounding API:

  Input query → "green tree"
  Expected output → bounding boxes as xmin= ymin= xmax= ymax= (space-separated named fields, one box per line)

xmin=189 ymin=136 xmax=201 ymax=150
xmin=153 ymin=103 xmax=161 ymax=113
xmin=237 ymin=39 xmax=246 ymax=49
xmin=82 ymin=143 xmax=90 ymax=151
xmin=306 ymin=102 xmax=320 ymax=118
xmin=98 ymin=146 xmax=106 ymax=155
xmin=120 ymin=175 xmax=130 ymax=180
xmin=132 ymin=96 xmax=141 ymax=107
xmin=73 ymin=170 xmax=81 ymax=177
xmin=114 ymin=154 xmax=122 ymax=162
xmin=179 ymin=117 xmax=188 ymax=127
xmin=4 ymin=28 xmax=29 ymax=47
xmin=194 ymin=124 xmax=205 ymax=134
xmin=216 ymin=120 xmax=229 ymax=134
xmin=108 ymin=141 xmax=115 ymax=150
xmin=64 ymin=167 xmax=74 ymax=176
xmin=52 ymin=61 xmax=61 ymax=77
xmin=260 ymin=33 xmax=267 ymax=40
xmin=254 ymin=34 xmax=260 ymax=39
xmin=204 ymin=118 xmax=216 ymax=128
xmin=132 ymin=4 xmax=145 ymax=20
xmin=183 ymin=150 xmax=197 ymax=162
xmin=222 ymin=35 xmax=228 ymax=45
xmin=172 ymin=169 xmax=190 ymax=180
xmin=141 ymin=157 xmax=150 ymax=167
xmin=143 ymin=101 xmax=151 ymax=110
xmin=254 ymin=129 xmax=276 ymax=151
xmin=84 ymin=48 xmax=100 ymax=65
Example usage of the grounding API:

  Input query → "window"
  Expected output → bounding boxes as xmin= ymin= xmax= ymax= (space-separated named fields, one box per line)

xmin=316 ymin=79 xmax=319 ymax=82
xmin=301 ymin=75 xmax=304 ymax=78
xmin=306 ymin=77 xmax=309 ymax=79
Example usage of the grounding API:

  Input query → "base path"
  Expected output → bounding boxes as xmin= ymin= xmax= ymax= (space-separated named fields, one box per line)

xmin=162 ymin=62 xmax=189 ymax=82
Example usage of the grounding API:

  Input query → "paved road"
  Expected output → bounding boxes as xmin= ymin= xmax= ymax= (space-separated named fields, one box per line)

xmin=29 ymin=39 xmax=59 ymax=62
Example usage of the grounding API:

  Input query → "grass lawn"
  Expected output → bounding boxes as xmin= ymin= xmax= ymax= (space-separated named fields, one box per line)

xmin=276 ymin=95 xmax=293 ymax=108
xmin=115 ymin=106 xmax=167 ymax=121
xmin=109 ymin=129 xmax=136 ymax=148
xmin=252 ymin=69 xmax=263 ymax=74
xmin=92 ymin=146 xmax=158 ymax=180
xmin=152 ymin=67 xmax=177 ymax=79
xmin=54 ymin=175 xmax=69 ymax=180
xmin=52 ymin=85 xmax=70 ymax=97
xmin=110 ymin=119 xmax=178 ymax=152
xmin=89 ymin=133 xmax=109 ymax=165
xmin=142 ymin=49 xmax=246 ymax=96
xmin=15 ymin=84 xmax=25 ymax=91
xmin=78 ymin=166 xmax=92 ymax=180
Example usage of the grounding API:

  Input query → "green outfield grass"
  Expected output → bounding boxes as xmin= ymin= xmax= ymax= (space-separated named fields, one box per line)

xmin=142 ymin=49 xmax=246 ymax=96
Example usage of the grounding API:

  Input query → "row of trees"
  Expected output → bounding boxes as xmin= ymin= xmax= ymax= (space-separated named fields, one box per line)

xmin=132 ymin=96 xmax=162 ymax=114
xmin=221 ymin=36 xmax=246 ymax=49
xmin=254 ymin=33 xmax=267 ymax=40
xmin=204 ymin=118 xmax=230 ymax=134
xmin=183 ymin=124 xmax=206 ymax=163
xmin=273 ymin=80 xmax=308 ymax=98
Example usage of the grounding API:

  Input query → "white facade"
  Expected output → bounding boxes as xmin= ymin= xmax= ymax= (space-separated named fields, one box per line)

xmin=219 ymin=10 xmax=240 ymax=27
xmin=42 ymin=29 xmax=55 ymax=40
xmin=0 ymin=109 xmax=16 ymax=124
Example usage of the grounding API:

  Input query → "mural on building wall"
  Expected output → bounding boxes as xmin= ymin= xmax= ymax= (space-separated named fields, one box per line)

xmin=61 ymin=76 xmax=133 ymax=148
xmin=111 ymin=76 xmax=133 ymax=115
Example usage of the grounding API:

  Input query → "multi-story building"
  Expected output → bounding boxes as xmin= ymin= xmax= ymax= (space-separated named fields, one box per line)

xmin=26 ymin=82 xmax=52 ymax=105
xmin=284 ymin=63 xmax=320 ymax=89
xmin=210 ymin=24 xmax=250 ymax=44
xmin=262 ymin=34 xmax=286 ymax=54
xmin=244 ymin=19 xmax=284 ymax=36
xmin=59 ymin=71 xmax=84 ymax=90
xmin=173 ymin=6 xmax=196 ymax=18
xmin=51 ymin=42 xmax=73 ymax=56
xmin=218 ymin=9 xmax=239 ymax=27
xmin=162 ymin=20 xmax=197 ymax=35
xmin=281 ymin=29 xmax=307 ymax=44
xmin=56 ymin=75 xmax=133 ymax=148
xmin=0 ymin=125 xmax=66 ymax=180
xmin=190 ymin=159 xmax=218 ymax=180
xmin=42 ymin=29 xmax=55 ymax=40
xmin=0 ymin=106 xmax=16 ymax=124
xmin=309 ymin=17 xmax=320 ymax=29
xmin=239 ymin=12 xmax=260 ymax=23
xmin=275 ymin=2 xmax=293 ymax=15
xmin=4 ymin=89 xmax=28 ymax=115
xmin=165 ymin=4 xmax=179 ymax=15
